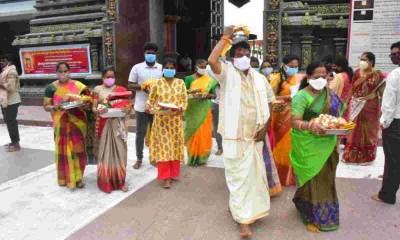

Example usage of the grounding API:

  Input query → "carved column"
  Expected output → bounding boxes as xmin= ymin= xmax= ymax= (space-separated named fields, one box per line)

xmin=102 ymin=0 xmax=119 ymax=69
xmin=264 ymin=0 xmax=282 ymax=68
xmin=312 ymin=38 xmax=321 ymax=62
xmin=334 ymin=38 xmax=347 ymax=58
xmin=90 ymin=43 xmax=99 ymax=72
xmin=282 ymin=36 xmax=292 ymax=58
xmin=301 ymin=35 xmax=314 ymax=69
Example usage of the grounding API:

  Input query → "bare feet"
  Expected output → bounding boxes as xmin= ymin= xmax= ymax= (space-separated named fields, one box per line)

xmin=216 ymin=149 xmax=223 ymax=156
xmin=239 ymin=224 xmax=252 ymax=237
xmin=371 ymin=194 xmax=383 ymax=202
xmin=121 ymin=186 xmax=128 ymax=192
xmin=378 ymin=175 xmax=383 ymax=179
xmin=150 ymin=161 xmax=157 ymax=167
xmin=162 ymin=179 xmax=171 ymax=189
xmin=171 ymin=178 xmax=178 ymax=183
xmin=77 ymin=181 xmax=85 ymax=188
xmin=306 ymin=224 xmax=320 ymax=233
xmin=133 ymin=160 xmax=142 ymax=169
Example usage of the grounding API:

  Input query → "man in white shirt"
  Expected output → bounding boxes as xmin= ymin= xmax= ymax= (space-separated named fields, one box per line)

xmin=372 ymin=41 xmax=400 ymax=204
xmin=208 ymin=26 xmax=275 ymax=237
xmin=128 ymin=43 xmax=163 ymax=169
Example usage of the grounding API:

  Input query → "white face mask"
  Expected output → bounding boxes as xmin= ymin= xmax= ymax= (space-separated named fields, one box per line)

xmin=262 ymin=67 xmax=273 ymax=76
xmin=196 ymin=67 xmax=206 ymax=75
xmin=359 ymin=60 xmax=369 ymax=70
xmin=309 ymin=77 xmax=327 ymax=90
xmin=233 ymin=56 xmax=251 ymax=71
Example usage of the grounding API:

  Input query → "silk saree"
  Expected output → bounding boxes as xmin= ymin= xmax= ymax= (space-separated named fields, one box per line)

xmin=290 ymin=87 xmax=345 ymax=231
xmin=184 ymin=75 xmax=218 ymax=166
xmin=44 ymin=80 xmax=89 ymax=189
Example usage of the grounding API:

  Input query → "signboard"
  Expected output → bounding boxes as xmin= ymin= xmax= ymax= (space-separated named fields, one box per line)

xmin=347 ymin=0 xmax=400 ymax=73
xmin=19 ymin=44 xmax=91 ymax=76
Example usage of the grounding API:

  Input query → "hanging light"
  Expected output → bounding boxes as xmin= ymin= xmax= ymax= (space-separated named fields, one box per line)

xmin=228 ymin=0 xmax=251 ymax=8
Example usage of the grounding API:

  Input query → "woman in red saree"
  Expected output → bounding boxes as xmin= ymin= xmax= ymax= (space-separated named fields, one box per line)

xmin=343 ymin=52 xmax=385 ymax=165
xmin=269 ymin=54 xmax=304 ymax=186
xmin=43 ymin=62 xmax=89 ymax=189
xmin=92 ymin=69 xmax=132 ymax=193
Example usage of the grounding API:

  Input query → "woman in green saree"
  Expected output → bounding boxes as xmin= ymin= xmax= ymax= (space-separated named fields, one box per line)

xmin=184 ymin=59 xmax=218 ymax=166
xmin=290 ymin=62 xmax=345 ymax=232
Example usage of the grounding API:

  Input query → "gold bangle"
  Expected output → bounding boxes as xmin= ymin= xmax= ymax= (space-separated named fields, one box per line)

xmin=299 ymin=122 xmax=304 ymax=131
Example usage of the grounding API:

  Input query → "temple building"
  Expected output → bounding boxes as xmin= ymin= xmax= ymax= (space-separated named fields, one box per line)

xmin=0 ymin=0 xmax=351 ymax=103
xmin=263 ymin=0 xmax=350 ymax=69
xmin=2 ymin=0 xmax=224 ymax=103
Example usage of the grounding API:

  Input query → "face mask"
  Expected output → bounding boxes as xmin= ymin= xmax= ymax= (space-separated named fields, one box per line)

xmin=285 ymin=66 xmax=298 ymax=76
xmin=262 ymin=67 xmax=273 ymax=76
xmin=145 ymin=53 xmax=156 ymax=63
xmin=233 ymin=56 xmax=251 ymax=71
xmin=196 ymin=67 xmax=206 ymax=75
xmin=58 ymin=73 xmax=70 ymax=82
xmin=253 ymin=68 xmax=260 ymax=72
xmin=104 ymin=77 xmax=115 ymax=87
xmin=163 ymin=69 xmax=176 ymax=78
xmin=309 ymin=77 xmax=327 ymax=90
xmin=359 ymin=60 xmax=369 ymax=70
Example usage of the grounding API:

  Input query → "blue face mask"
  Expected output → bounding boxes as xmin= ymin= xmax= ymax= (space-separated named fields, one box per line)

xmin=285 ymin=66 xmax=298 ymax=76
xmin=145 ymin=53 xmax=156 ymax=63
xmin=163 ymin=69 xmax=176 ymax=78
xmin=253 ymin=68 xmax=260 ymax=72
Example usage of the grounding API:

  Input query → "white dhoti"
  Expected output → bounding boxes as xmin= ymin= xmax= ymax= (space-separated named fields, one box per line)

xmin=210 ymin=62 xmax=275 ymax=224
xmin=224 ymin=140 xmax=269 ymax=224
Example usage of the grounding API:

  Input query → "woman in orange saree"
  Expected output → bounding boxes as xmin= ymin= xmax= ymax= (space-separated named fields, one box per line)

xmin=184 ymin=59 xmax=218 ymax=166
xmin=343 ymin=52 xmax=385 ymax=165
xmin=92 ymin=69 xmax=132 ymax=193
xmin=43 ymin=62 xmax=89 ymax=189
xmin=269 ymin=54 xmax=303 ymax=186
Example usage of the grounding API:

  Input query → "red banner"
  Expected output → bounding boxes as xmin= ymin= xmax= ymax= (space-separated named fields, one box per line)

xmin=20 ymin=45 xmax=91 ymax=75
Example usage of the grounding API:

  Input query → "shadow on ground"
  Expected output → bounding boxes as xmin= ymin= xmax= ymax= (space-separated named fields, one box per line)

xmin=68 ymin=166 xmax=400 ymax=240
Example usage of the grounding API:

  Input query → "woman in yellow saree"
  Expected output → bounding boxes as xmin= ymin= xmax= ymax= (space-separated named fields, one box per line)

xmin=184 ymin=59 xmax=218 ymax=166
xmin=43 ymin=62 xmax=89 ymax=189
xmin=269 ymin=54 xmax=303 ymax=186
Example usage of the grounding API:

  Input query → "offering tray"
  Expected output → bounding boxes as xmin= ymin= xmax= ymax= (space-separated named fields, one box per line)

xmin=324 ymin=129 xmax=351 ymax=136
xmin=61 ymin=100 xmax=85 ymax=110
xmin=100 ymin=108 xmax=126 ymax=118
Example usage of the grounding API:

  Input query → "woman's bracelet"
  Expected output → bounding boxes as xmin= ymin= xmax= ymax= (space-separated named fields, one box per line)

xmin=299 ymin=122 xmax=304 ymax=131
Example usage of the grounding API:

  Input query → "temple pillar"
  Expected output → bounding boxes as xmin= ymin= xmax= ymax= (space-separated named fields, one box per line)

xmin=263 ymin=0 xmax=282 ymax=68
xmin=114 ymin=0 xmax=151 ymax=87
xmin=282 ymin=36 xmax=292 ymax=58
xmin=334 ymin=38 xmax=347 ymax=58
xmin=312 ymin=38 xmax=321 ymax=62
xmin=301 ymin=35 xmax=314 ymax=69
xmin=164 ymin=15 xmax=181 ymax=62
xmin=90 ymin=43 xmax=99 ymax=72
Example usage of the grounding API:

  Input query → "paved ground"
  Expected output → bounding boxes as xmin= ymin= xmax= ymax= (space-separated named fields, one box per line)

xmin=68 ymin=167 xmax=400 ymax=240
xmin=0 ymin=124 xmax=396 ymax=240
